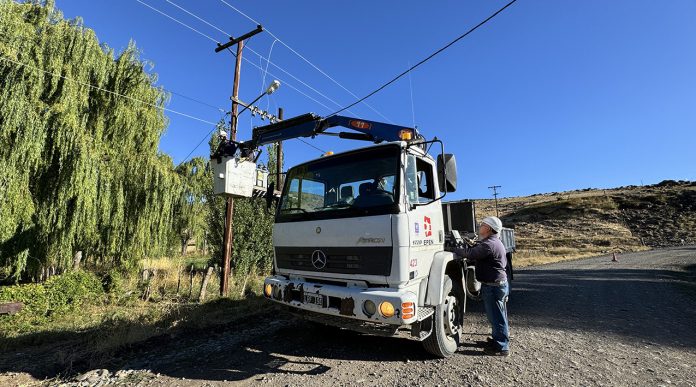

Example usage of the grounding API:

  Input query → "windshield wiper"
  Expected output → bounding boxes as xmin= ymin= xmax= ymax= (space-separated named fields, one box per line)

xmin=280 ymin=207 xmax=308 ymax=213
xmin=320 ymin=203 xmax=352 ymax=209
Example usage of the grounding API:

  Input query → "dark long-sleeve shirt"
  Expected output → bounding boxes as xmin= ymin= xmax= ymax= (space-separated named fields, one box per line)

xmin=454 ymin=234 xmax=507 ymax=283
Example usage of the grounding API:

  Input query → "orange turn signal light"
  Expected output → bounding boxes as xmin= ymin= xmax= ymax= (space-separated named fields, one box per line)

xmin=402 ymin=302 xmax=415 ymax=319
xmin=399 ymin=129 xmax=413 ymax=141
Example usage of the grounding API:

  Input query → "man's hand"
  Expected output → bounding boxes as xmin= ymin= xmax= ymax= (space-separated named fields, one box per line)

xmin=463 ymin=237 xmax=476 ymax=246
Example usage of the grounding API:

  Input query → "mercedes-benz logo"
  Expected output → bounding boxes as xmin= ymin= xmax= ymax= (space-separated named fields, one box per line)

xmin=311 ymin=250 xmax=327 ymax=269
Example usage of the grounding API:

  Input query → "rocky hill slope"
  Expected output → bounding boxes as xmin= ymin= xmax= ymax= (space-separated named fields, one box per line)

xmin=473 ymin=180 xmax=696 ymax=265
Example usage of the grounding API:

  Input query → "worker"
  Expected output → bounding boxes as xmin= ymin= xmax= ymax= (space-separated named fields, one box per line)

xmin=454 ymin=216 xmax=510 ymax=356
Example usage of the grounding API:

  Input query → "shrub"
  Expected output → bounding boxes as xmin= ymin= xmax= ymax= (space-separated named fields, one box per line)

xmin=0 ymin=270 xmax=105 ymax=334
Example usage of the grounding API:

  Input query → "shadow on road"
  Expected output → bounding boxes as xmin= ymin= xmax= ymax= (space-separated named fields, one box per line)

xmin=507 ymin=246 xmax=696 ymax=348
xmin=121 ymin=321 xmax=433 ymax=382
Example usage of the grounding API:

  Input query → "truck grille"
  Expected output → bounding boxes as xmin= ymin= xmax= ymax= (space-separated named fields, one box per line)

xmin=275 ymin=246 xmax=392 ymax=276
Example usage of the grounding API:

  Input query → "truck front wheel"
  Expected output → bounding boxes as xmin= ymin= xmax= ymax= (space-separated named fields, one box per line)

xmin=422 ymin=277 xmax=461 ymax=357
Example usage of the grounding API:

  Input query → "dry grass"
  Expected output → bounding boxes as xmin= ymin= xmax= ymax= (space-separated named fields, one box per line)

xmin=474 ymin=181 xmax=695 ymax=267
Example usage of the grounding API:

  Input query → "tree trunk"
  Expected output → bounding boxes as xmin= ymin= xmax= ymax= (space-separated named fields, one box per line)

xmin=198 ymin=266 xmax=214 ymax=303
xmin=181 ymin=237 xmax=189 ymax=256
xmin=72 ymin=251 xmax=82 ymax=270
xmin=239 ymin=275 xmax=248 ymax=298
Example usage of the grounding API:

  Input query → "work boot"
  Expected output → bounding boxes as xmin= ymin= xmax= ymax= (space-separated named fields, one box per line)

xmin=483 ymin=346 xmax=510 ymax=357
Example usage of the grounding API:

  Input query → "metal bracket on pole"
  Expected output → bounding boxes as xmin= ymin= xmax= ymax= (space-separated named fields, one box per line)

xmin=215 ymin=25 xmax=263 ymax=53
xmin=230 ymin=96 xmax=279 ymax=123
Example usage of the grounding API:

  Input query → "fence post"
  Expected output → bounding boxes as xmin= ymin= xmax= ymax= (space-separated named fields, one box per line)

xmin=199 ymin=266 xmax=214 ymax=303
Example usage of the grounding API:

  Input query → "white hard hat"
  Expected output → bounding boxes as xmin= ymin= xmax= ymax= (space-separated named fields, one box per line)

xmin=482 ymin=216 xmax=503 ymax=233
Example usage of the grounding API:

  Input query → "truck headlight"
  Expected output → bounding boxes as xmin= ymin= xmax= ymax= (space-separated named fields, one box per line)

xmin=379 ymin=301 xmax=395 ymax=318
xmin=264 ymin=284 xmax=272 ymax=297
xmin=363 ymin=300 xmax=376 ymax=317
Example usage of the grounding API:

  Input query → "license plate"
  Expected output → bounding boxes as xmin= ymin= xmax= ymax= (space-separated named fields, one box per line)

xmin=304 ymin=293 xmax=324 ymax=307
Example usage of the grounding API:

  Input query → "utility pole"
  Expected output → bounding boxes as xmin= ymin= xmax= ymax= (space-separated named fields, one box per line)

xmin=488 ymin=185 xmax=502 ymax=217
xmin=275 ymin=108 xmax=284 ymax=189
xmin=216 ymin=25 xmax=264 ymax=297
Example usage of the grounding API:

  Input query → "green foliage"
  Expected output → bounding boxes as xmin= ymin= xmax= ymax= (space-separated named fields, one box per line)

xmin=0 ymin=270 xmax=104 ymax=334
xmin=174 ymin=157 xmax=209 ymax=256
xmin=101 ymin=267 xmax=125 ymax=295
xmin=0 ymin=0 xmax=182 ymax=280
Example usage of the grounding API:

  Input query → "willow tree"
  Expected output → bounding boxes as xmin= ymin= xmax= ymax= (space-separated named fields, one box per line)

xmin=0 ymin=0 xmax=181 ymax=281
xmin=174 ymin=157 xmax=209 ymax=255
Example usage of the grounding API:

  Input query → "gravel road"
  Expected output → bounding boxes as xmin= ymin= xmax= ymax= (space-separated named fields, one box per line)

xmin=3 ymin=246 xmax=696 ymax=386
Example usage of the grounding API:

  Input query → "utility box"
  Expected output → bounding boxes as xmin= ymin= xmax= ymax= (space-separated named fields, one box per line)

xmin=213 ymin=157 xmax=258 ymax=198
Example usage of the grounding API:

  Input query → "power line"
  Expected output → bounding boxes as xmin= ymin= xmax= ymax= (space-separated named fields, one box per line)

xmin=217 ymin=0 xmax=394 ymax=123
xmin=329 ymin=0 xmax=518 ymax=117
xmin=166 ymin=89 xmax=225 ymax=112
xmin=238 ymin=55 xmax=335 ymax=113
xmin=0 ymin=56 xmax=219 ymax=125
xmin=177 ymin=125 xmax=221 ymax=167
xmin=164 ymin=0 xmax=229 ymax=37
xmin=137 ymin=0 xmax=348 ymax=115
xmin=243 ymin=44 xmax=357 ymax=114
xmin=260 ymin=39 xmax=279 ymax=97
xmin=135 ymin=0 xmax=218 ymax=44
xmin=407 ymin=61 xmax=416 ymax=128
xmin=135 ymin=1 xmax=332 ymax=158
xmin=297 ymin=138 xmax=326 ymax=154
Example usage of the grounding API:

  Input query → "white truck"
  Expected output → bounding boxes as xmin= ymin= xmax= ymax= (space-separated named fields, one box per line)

xmin=212 ymin=113 xmax=515 ymax=357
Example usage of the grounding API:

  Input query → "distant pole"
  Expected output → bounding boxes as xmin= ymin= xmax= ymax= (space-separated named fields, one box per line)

xmin=217 ymin=26 xmax=264 ymax=297
xmin=275 ymin=107 xmax=284 ymax=188
xmin=488 ymin=185 xmax=502 ymax=217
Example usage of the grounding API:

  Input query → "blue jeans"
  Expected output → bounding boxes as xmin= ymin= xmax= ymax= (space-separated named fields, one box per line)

xmin=481 ymin=281 xmax=510 ymax=351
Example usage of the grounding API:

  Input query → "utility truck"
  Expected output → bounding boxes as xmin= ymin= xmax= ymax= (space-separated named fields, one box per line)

xmin=211 ymin=113 xmax=515 ymax=357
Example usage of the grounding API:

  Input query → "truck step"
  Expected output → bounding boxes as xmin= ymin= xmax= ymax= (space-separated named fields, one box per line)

xmin=418 ymin=306 xmax=434 ymax=321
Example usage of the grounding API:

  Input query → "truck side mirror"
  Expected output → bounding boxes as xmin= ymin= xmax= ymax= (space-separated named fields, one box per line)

xmin=437 ymin=154 xmax=457 ymax=193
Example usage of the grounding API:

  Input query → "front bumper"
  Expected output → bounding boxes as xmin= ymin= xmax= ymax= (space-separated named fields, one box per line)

xmin=263 ymin=275 xmax=419 ymax=325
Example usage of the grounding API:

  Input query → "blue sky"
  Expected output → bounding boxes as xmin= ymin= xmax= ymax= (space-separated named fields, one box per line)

xmin=54 ymin=0 xmax=696 ymax=200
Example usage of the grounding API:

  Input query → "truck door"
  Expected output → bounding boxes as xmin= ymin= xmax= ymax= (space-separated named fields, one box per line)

xmin=404 ymin=154 xmax=444 ymax=281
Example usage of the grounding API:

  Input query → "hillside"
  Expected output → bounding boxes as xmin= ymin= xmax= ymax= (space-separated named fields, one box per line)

xmin=473 ymin=180 xmax=696 ymax=266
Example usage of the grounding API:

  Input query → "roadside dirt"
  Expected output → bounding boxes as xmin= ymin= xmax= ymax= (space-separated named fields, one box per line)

xmin=2 ymin=246 xmax=695 ymax=386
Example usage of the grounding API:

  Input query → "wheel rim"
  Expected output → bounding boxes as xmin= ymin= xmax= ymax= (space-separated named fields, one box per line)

xmin=443 ymin=294 xmax=459 ymax=337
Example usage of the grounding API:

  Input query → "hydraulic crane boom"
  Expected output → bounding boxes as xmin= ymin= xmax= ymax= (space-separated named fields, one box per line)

xmin=212 ymin=113 xmax=421 ymax=161
xmin=251 ymin=113 xmax=420 ymax=147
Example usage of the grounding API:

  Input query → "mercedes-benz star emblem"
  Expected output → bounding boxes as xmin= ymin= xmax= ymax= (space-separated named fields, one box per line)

xmin=311 ymin=250 xmax=327 ymax=270
xmin=316 ymin=227 xmax=321 ymax=234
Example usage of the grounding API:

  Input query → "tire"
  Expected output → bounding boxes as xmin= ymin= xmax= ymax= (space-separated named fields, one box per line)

xmin=422 ymin=277 xmax=461 ymax=357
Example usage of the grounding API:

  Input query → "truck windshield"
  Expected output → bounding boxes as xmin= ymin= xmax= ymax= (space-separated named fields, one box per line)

xmin=277 ymin=145 xmax=401 ymax=222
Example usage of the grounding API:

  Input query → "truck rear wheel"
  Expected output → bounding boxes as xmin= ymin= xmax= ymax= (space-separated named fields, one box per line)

xmin=422 ymin=277 xmax=461 ymax=357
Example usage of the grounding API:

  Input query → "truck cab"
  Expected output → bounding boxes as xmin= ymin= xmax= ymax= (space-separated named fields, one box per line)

xmin=263 ymin=137 xmax=469 ymax=357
